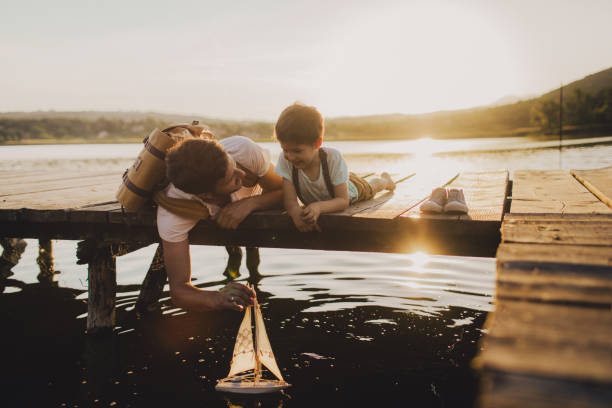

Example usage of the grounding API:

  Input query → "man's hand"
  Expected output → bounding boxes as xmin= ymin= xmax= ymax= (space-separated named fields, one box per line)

xmin=302 ymin=202 xmax=322 ymax=225
xmin=215 ymin=199 xmax=256 ymax=229
xmin=218 ymin=282 xmax=256 ymax=311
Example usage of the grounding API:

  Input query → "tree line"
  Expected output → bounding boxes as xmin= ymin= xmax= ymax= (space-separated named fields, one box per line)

xmin=1 ymin=87 xmax=611 ymax=144
xmin=531 ymin=87 xmax=612 ymax=130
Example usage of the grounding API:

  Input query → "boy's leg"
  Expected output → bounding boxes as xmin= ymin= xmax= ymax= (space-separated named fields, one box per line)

xmin=368 ymin=172 xmax=396 ymax=194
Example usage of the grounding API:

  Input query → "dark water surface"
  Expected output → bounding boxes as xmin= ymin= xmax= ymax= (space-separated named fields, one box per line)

xmin=1 ymin=245 xmax=491 ymax=408
xmin=2 ymin=139 xmax=612 ymax=407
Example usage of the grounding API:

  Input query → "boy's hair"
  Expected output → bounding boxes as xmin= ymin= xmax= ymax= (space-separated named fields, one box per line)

xmin=166 ymin=138 xmax=228 ymax=194
xmin=275 ymin=102 xmax=324 ymax=145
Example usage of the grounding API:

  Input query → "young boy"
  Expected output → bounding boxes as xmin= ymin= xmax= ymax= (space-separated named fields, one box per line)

xmin=274 ymin=103 xmax=395 ymax=232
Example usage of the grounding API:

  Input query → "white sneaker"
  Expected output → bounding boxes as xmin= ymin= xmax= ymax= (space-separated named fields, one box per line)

xmin=444 ymin=188 xmax=468 ymax=213
xmin=420 ymin=187 xmax=447 ymax=213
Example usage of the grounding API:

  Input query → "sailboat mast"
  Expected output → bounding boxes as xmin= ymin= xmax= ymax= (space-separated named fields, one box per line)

xmin=253 ymin=293 xmax=262 ymax=382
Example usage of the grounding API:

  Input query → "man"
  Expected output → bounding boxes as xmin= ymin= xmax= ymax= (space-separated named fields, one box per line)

xmin=156 ymin=136 xmax=283 ymax=312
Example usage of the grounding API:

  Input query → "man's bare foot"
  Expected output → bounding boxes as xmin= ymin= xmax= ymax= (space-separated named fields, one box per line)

xmin=381 ymin=172 xmax=396 ymax=191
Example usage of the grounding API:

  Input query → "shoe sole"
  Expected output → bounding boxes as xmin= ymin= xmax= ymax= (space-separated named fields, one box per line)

xmin=444 ymin=201 xmax=468 ymax=213
xmin=420 ymin=201 xmax=444 ymax=213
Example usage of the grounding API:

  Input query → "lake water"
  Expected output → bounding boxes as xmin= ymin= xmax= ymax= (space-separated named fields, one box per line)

xmin=1 ymin=136 xmax=612 ymax=407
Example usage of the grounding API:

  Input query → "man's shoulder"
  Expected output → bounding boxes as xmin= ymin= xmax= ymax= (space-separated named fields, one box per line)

xmin=219 ymin=135 xmax=260 ymax=151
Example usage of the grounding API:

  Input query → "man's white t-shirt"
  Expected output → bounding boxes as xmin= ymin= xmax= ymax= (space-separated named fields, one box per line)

xmin=157 ymin=136 xmax=271 ymax=243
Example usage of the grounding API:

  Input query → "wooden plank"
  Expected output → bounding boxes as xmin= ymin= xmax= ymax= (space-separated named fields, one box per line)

xmin=0 ymin=182 xmax=118 ymax=210
xmin=1 ymin=173 xmax=119 ymax=196
xmin=402 ymin=170 xmax=509 ymax=222
xmin=69 ymin=202 xmax=122 ymax=223
xmin=502 ymin=216 xmax=612 ymax=246
xmin=1 ymin=170 xmax=119 ymax=188
xmin=475 ymin=299 xmax=612 ymax=384
xmin=510 ymin=170 xmax=612 ymax=214
xmin=333 ymin=173 xmax=416 ymax=216
xmin=572 ymin=166 xmax=612 ymax=209
xmin=496 ymin=243 xmax=612 ymax=305
xmin=478 ymin=371 xmax=612 ymax=408
xmin=349 ymin=171 xmax=459 ymax=219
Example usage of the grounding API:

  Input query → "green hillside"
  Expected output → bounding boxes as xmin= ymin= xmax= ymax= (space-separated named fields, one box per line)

xmin=1 ymin=67 xmax=612 ymax=144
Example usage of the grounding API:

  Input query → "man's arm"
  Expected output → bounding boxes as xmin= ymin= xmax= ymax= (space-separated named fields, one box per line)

xmin=215 ymin=164 xmax=284 ymax=229
xmin=162 ymin=239 xmax=254 ymax=311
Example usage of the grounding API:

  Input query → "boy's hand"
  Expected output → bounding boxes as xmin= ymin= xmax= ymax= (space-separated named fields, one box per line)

xmin=302 ymin=203 xmax=322 ymax=225
xmin=289 ymin=209 xmax=320 ymax=232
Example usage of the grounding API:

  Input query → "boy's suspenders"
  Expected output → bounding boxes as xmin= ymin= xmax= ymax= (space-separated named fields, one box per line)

xmin=292 ymin=148 xmax=335 ymax=204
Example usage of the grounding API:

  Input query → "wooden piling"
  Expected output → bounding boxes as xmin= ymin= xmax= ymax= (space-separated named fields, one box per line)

xmin=135 ymin=244 xmax=167 ymax=313
xmin=36 ymin=239 xmax=56 ymax=283
xmin=87 ymin=245 xmax=117 ymax=334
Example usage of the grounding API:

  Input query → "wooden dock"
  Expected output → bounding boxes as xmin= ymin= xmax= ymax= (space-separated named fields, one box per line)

xmin=473 ymin=167 xmax=612 ymax=408
xmin=1 ymin=166 xmax=612 ymax=406
xmin=0 ymin=169 xmax=508 ymax=257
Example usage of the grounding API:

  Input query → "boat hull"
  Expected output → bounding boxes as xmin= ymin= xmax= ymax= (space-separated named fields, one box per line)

xmin=215 ymin=379 xmax=290 ymax=394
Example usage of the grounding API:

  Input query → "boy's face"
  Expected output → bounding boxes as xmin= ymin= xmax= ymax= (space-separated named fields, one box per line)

xmin=279 ymin=139 xmax=321 ymax=170
xmin=211 ymin=154 xmax=245 ymax=196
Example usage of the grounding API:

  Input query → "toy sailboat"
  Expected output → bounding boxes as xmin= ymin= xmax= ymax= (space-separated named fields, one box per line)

xmin=216 ymin=292 xmax=290 ymax=394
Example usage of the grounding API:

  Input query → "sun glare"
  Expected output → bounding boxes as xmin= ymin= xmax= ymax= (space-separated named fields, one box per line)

xmin=412 ymin=137 xmax=437 ymax=156
xmin=318 ymin=2 xmax=520 ymax=116
xmin=410 ymin=251 xmax=430 ymax=268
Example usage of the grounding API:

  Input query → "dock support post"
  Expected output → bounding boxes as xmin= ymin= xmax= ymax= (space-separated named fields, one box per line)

xmin=36 ymin=239 xmax=57 ymax=283
xmin=246 ymin=247 xmax=260 ymax=276
xmin=136 ymin=244 xmax=167 ymax=313
xmin=0 ymin=238 xmax=27 ymax=279
xmin=87 ymin=245 xmax=116 ymax=334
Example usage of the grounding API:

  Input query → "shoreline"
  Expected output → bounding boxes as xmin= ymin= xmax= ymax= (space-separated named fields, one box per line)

xmin=2 ymin=132 xmax=611 ymax=146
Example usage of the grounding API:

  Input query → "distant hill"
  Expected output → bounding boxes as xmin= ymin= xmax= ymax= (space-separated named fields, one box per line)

xmin=540 ymin=66 xmax=612 ymax=101
xmin=2 ymin=66 xmax=612 ymax=143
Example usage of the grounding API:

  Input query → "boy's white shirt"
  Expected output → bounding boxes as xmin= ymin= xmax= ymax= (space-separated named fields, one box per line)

xmin=275 ymin=146 xmax=358 ymax=205
xmin=157 ymin=136 xmax=270 ymax=243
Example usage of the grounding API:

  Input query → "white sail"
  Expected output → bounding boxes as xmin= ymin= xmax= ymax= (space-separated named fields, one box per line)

xmin=227 ymin=305 xmax=256 ymax=378
xmin=254 ymin=302 xmax=284 ymax=381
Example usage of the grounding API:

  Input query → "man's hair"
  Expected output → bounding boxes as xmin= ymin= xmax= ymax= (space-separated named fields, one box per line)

xmin=165 ymin=138 xmax=228 ymax=194
xmin=274 ymin=102 xmax=324 ymax=145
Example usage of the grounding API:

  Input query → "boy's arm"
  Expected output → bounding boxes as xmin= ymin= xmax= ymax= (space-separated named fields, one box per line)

xmin=282 ymin=178 xmax=318 ymax=232
xmin=302 ymin=181 xmax=350 ymax=224
xmin=215 ymin=164 xmax=283 ymax=229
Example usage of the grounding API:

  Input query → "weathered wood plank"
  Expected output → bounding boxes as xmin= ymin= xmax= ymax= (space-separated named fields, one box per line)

xmin=496 ymin=243 xmax=612 ymax=305
xmin=1 ymin=173 xmax=119 ymax=196
xmin=510 ymin=170 xmax=612 ymax=214
xmin=501 ymin=216 xmax=612 ymax=246
xmin=402 ymin=171 xmax=509 ymax=222
xmin=69 ymin=202 xmax=122 ymax=223
xmin=572 ymin=166 xmax=612 ymax=210
xmin=0 ymin=182 xmax=118 ymax=210
xmin=478 ymin=371 xmax=612 ymax=408
xmin=475 ymin=299 xmax=612 ymax=383
xmin=350 ymin=171 xmax=459 ymax=219
xmin=335 ymin=172 xmax=415 ymax=217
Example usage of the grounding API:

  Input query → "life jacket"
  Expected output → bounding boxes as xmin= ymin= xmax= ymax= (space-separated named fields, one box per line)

xmin=291 ymin=148 xmax=334 ymax=205
xmin=116 ymin=121 xmax=213 ymax=211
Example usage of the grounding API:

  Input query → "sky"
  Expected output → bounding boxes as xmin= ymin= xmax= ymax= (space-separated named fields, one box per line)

xmin=1 ymin=0 xmax=612 ymax=120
